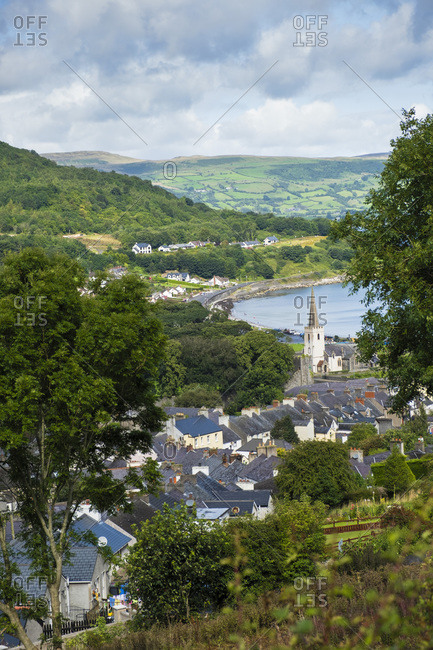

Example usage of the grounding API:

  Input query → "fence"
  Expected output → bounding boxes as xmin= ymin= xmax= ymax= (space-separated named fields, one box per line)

xmin=323 ymin=520 xmax=381 ymax=535
xmin=42 ymin=612 xmax=113 ymax=640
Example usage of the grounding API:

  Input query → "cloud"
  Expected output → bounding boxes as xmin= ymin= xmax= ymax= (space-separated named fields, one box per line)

xmin=0 ymin=0 xmax=430 ymax=158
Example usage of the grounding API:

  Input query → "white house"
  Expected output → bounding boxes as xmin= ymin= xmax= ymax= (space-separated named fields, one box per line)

xmin=132 ymin=242 xmax=152 ymax=254
xmin=264 ymin=236 xmax=279 ymax=245
xmin=158 ymin=245 xmax=171 ymax=252
xmin=209 ymin=275 xmax=229 ymax=287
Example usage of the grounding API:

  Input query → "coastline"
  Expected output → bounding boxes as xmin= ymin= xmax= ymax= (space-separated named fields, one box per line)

xmin=200 ymin=273 xmax=345 ymax=314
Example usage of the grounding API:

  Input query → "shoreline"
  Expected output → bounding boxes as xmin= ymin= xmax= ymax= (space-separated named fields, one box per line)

xmin=200 ymin=273 xmax=345 ymax=313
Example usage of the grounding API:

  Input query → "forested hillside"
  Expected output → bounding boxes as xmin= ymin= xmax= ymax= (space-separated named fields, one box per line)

xmin=0 ymin=142 xmax=331 ymax=247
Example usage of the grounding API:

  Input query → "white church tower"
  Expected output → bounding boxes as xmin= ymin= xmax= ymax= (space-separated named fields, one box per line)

xmin=304 ymin=287 xmax=325 ymax=373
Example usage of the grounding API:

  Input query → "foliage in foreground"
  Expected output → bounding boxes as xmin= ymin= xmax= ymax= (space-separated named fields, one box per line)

xmin=68 ymin=483 xmax=433 ymax=649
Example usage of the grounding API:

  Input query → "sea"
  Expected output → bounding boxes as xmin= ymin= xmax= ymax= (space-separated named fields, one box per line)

xmin=231 ymin=282 xmax=376 ymax=341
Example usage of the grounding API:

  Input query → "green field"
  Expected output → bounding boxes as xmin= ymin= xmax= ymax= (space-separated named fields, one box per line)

xmin=42 ymin=152 xmax=388 ymax=219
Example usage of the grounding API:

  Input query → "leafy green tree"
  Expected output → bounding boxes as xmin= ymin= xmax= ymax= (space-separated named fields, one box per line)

xmin=276 ymin=441 xmax=359 ymax=507
xmin=381 ymin=447 xmax=416 ymax=495
xmin=124 ymin=504 xmax=232 ymax=623
xmin=0 ymin=249 xmax=165 ymax=649
xmin=348 ymin=423 xmax=378 ymax=448
xmin=158 ymin=339 xmax=186 ymax=397
xmin=174 ymin=384 xmax=222 ymax=408
xmin=333 ymin=109 xmax=433 ymax=412
xmin=270 ymin=414 xmax=299 ymax=444
xmin=277 ymin=495 xmax=327 ymax=580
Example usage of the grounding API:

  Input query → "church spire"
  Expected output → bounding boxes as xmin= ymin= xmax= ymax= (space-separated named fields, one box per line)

xmin=308 ymin=287 xmax=319 ymax=328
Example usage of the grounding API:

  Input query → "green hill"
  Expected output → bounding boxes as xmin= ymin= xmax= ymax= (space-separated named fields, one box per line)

xmin=42 ymin=151 xmax=388 ymax=218
xmin=0 ymin=141 xmax=331 ymax=252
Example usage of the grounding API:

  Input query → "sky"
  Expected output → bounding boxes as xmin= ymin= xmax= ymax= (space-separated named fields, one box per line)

xmin=0 ymin=0 xmax=431 ymax=161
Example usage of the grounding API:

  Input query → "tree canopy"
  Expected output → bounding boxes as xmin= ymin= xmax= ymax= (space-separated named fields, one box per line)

xmin=0 ymin=248 xmax=165 ymax=648
xmin=276 ymin=441 xmax=359 ymax=507
xmin=270 ymin=414 xmax=299 ymax=444
xmin=123 ymin=504 xmax=232 ymax=623
xmin=333 ymin=109 xmax=433 ymax=412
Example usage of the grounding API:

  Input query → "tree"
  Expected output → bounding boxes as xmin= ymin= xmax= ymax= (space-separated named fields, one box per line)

xmin=348 ymin=423 xmax=378 ymax=448
xmin=270 ymin=414 xmax=299 ymax=444
xmin=332 ymin=109 xmax=433 ymax=413
xmin=0 ymin=249 xmax=166 ymax=649
xmin=174 ymin=384 xmax=222 ymax=408
xmin=381 ymin=447 xmax=416 ymax=495
xmin=158 ymin=339 xmax=186 ymax=397
xmin=276 ymin=441 xmax=359 ymax=507
xmin=123 ymin=504 xmax=232 ymax=623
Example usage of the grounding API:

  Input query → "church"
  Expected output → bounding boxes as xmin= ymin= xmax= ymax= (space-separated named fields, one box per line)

xmin=303 ymin=287 xmax=365 ymax=374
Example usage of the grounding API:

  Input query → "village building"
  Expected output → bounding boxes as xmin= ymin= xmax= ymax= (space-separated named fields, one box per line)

xmin=131 ymin=242 xmax=152 ymax=254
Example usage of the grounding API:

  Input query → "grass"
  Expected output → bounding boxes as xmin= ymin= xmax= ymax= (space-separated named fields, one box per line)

xmin=62 ymin=233 xmax=121 ymax=252
xmin=288 ymin=343 xmax=304 ymax=351
xmin=46 ymin=153 xmax=388 ymax=219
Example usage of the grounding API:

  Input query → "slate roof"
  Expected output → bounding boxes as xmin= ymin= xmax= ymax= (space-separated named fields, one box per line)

xmin=238 ymin=456 xmax=281 ymax=483
xmin=108 ymin=499 xmax=156 ymax=536
xmin=149 ymin=492 xmax=181 ymax=511
xmin=195 ymin=471 xmax=232 ymax=495
xmin=203 ymin=500 xmax=256 ymax=515
xmin=222 ymin=425 xmax=242 ymax=445
xmin=211 ymin=489 xmax=271 ymax=507
xmin=62 ymin=547 xmax=98 ymax=582
xmin=363 ymin=451 xmax=391 ymax=465
xmin=349 ymin=459 xmax=371 ymax=479
xmin=210 ymin=459 xmax=244 ymax=484
xmin=175 ymin=415 xmax=221 ymax=438
xmin=238 ymin=438 xmax=263 ymax=452
xmin=164 ymin=407 xmax=200 ymax=418
xmin=196 ymin=507 xmax=229 ymax=520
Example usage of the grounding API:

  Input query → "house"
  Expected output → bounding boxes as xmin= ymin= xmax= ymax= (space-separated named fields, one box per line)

xmin=209 ymin=275 xmax=229 ymax=287
xmin=240 ymin=240 xmax=261 ymax=249
xmin=108 ymin=266 xmax=127 ymax=278
xmin=175 ymin=415 xmax=224 ymax=449
xmin=164 ymin=271 xmax=191 ymax=283
xmin=158 ymin=245 xmax=171 ymax=252
xmin=264 ymin=236 xmax=279 ymax=245
xmin=132 ymin=242 xmax=152 ymax=254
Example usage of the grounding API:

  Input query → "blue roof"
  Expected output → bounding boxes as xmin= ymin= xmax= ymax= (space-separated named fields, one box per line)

xmin=135 ymin=242 xmax=151 ymax=247
xmin=73 ymin=515 xmax=133 ymax=554
xmin=175 ymin=415 xmax=221 ymax=438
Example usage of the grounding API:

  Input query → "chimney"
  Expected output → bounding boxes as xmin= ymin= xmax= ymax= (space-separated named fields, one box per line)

xmin=222 ymin=453 xmax=229 ymax=467
xmin=265 ymin=439 xmax=277 ymax=458
xmin=257 ymin=441 xmax=266 ymax=457
xmin=354 ymin=387 xmax=362 ymax=397
xmin=390 ymin=439 xmax=405 ymax=455
xmin=365 ymin=384 xmax=375 ymax=399
xmin=272 ymin=400 xmax=280 ymax=408
xmin=297 ymin=393 xmax=308 ymax=401
xmin=326 ymin=389 xmax=334 ymax=395
xmin=415 ymin=437 xmax=425 ymax=453
xmin=218 ymin=414 xmax=230 ymax=427
xmin=344 ymin=388 xmax=351 ymax=395
xmin=355 ymin=397 xmax=365 ymax=405
xmin=311 ymin=391 xmax=319 ymax=401
xmin=349 ymin=447 xmax=364 ymax=463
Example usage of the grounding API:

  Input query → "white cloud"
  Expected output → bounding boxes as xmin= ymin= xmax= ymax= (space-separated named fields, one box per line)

xmin=0 ymin=0 xmax=430 ymax=158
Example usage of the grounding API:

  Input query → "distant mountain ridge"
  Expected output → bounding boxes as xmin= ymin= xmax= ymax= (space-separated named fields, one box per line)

xmin=41 ymin=151 xmax=389 ymax=219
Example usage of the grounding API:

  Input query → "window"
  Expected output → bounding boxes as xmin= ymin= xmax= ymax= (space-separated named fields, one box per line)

xmin=207 ymin=435 xmax=210 ymax=443
xmin=308 ymin=334 xmax=310 ymax=342
xmin=317 ymin=333 xmax=320 ymax=339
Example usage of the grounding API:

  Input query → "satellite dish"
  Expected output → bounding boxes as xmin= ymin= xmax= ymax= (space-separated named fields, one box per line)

xmin=231 ymin=506 xmax=240 ymax=515
xmin=98 ymin=536 xmax=108 ymax=547
xmin=186 ymin=499 xmax=195 ymax=508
